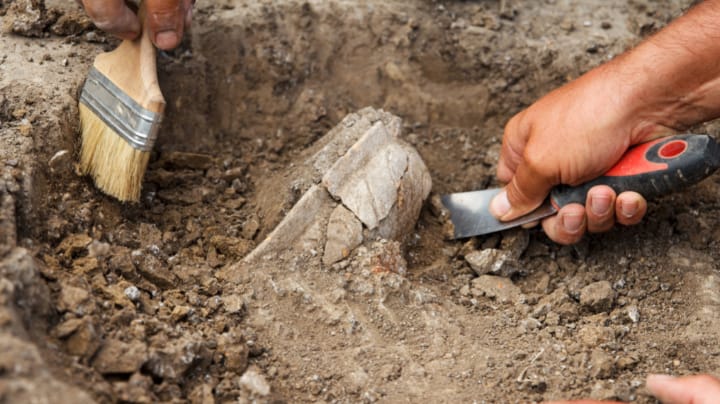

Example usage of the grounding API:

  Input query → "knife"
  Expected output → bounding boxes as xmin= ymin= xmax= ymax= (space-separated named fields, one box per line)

xmin=441 ymin=134 xmax=720 ymax=239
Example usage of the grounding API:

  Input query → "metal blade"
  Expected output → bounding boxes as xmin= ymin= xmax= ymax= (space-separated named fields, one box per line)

xmin=440 ymin=188 xmax=558 ymax=239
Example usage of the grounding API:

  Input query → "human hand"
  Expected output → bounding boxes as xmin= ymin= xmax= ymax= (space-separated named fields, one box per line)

xmin=489 ymin=0 xmax=720 ymax=245
xmin=489 ymin=62 xmax=670 ymax=244
xmin=78 ymin=0 xmax=194 ymax=50
xmin=543 ymin=373 xmax=720 ymax=404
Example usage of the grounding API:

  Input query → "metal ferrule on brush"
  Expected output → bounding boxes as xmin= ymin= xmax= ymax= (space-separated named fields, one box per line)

xmin=80 ymin=67 xmax=162 ymax=152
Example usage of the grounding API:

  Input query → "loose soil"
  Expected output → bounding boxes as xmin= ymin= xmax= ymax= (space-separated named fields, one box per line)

xmin=1 ymin=0 xmax=720 ymax=403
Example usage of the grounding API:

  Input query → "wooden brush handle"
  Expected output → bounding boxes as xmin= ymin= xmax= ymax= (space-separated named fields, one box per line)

xmin=93 ymin=3 xmax=165 ymax=114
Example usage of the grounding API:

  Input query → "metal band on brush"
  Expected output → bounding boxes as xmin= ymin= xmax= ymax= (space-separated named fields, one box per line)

xmin=80 ymin=67 xmax=162 ymax=152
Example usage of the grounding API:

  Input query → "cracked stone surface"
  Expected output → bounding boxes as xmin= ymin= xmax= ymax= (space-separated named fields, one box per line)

xmin=245 ymin=108 xmax=432 ymax=265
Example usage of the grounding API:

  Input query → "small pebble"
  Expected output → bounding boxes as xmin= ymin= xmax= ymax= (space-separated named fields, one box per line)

xmin=124 ymin=286 xmax=141 ymax=302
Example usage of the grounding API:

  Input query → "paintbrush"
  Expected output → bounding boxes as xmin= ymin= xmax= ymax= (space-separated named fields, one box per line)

xmin=78 ymin=3 xmax=165 ymax=202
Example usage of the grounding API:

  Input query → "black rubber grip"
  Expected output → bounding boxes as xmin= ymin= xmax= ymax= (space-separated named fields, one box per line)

xmin=550 ymin=134 xmax=720 ymax=208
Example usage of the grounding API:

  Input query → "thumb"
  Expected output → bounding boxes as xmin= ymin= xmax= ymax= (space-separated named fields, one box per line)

xmin=647 ymin=374 xmax=720 ymax=404
xmin=490 ymin=158 xmax=555 ymax=221
xmin=145 ymin=0 xmax=185 ymax=50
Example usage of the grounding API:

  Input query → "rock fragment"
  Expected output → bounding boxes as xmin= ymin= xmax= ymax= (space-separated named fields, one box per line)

xmin=65 ymin=319 xmax=101 ymax=359
xmin=626 ymin=305 xmax=640 ymax=323
xmin=580 ymin=281 xmax=615 ymax=313
xmin=132 ymin=250 xmax=177 ymax=288
xmin=239 ymin=367 xmax=271 ymax=396
xmin=465 ymin=249 xmax=519 ymax=277
xmin=471 ymin=275 xmax=522 ymax=303
xmin=589 ymin=349 xmax=614 ymax=379
xmin=323 ymin=205 xmax=363 ymax=265
xmin=57 ymin=281 xmax=91 ymax=315
xmin=92 ymin=339 xmax=148 ymax=374
xmin=243 ymin=108 xmax=431 ymax=263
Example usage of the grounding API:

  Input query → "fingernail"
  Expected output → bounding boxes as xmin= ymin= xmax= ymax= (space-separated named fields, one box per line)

xmin=589 ymin=194 xmax=612 ymax=216
xmin=647 ymin=374 xmax=676 ymax=387
xmin=620 ymin=199 xmax=639 ymax=218
xmin=561 ymin=212 xmax=584 ymax=233
xmin=155 ymin=30 xmax=179 ymax=49
xmin=489 ymin=190 xmax=511 ymax=218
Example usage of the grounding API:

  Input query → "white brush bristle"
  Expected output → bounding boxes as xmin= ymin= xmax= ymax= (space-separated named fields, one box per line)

xmin=79 ymin=104 xmax=150 ymax=202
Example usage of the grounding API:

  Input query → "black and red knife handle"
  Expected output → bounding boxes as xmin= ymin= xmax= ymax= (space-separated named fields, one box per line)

xmin=550 ymin=134 xmax=720 ymax=208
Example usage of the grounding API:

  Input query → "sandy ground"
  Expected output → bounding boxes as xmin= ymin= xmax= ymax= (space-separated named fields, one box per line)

xmin=1 ymin=0 xmax=720 ymax=403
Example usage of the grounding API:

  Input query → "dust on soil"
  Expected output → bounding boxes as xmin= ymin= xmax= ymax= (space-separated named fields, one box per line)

xmin=2 ymin=0 xmax=720 ymax=403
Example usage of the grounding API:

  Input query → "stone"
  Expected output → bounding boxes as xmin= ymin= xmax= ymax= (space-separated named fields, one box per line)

xmin=223 ymin=344 xmax=249 ymax=373
xmin=52 ymin=318 xmax=84 ymax=338
xmin=55 ymin=233 xmax=92 ymax=259
xmin=465 ymin=249 xmax=519 ymax=277
xmin=124 ymin=286 xmax=141 ymax=302
xmin=223 ymin=294 xmax=245 ymax=314
xmin=626 ymin=305 xmax=640 ymax=323
xmin=92 ymin=339 xmax=148 ymax=374
xmin=323 ymin=205 xmax=363 ymax=265
xmin=239 ymin=367 xmax=271 ymax=396
xmin=580 ymin=281 xmax=615 ymax=313
xmin=65 ymin=319 xmax=101 ymax=359
xmin=189 ymin=384 xmax=215 ymax=404
xmin=590 ymin=381 xmax=620 ymax=401
xmin=170 ymin=305 xmax=191 ymax=323
xmin=532 ymin=287 xmax=578 ymax=322
xmin=589 ymin=349 xmax=614 ymax=379
xmin=0 ymin=248 xmax=53 ymax=319
xmin=578 ymin=324 xmax=615 ymax=348
xmin=499 ymin=228 xmax=529 ymax=258
xmin=243 ymin=108 xmax=431 ymax=263
xmin=471 ymin=275 xmax=522 ymax=303
xmin=145 ymin=337 xmax=213 ymax=380
xmin=322 ymin=123 xmax=405 ymax=229
xmin=244 ymin=185 xmax=335 ymax=262
xmin=57 ymin=281 xmax=91 ymax=315
xmin=616 ymin=353 xmax=639 ymax=370
xmin=241 ymin=215 xmax=260 ymax=240
xmin=132 ymin=250 xmax=177 ymax=288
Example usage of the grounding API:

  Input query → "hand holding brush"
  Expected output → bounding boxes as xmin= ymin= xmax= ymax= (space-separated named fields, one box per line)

xmin=78 ymin=1 xmax=166 ymax=202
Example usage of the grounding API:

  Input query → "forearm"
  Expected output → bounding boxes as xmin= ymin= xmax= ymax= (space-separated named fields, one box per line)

xmin=605 ymin=0 xmax=720 ymax=139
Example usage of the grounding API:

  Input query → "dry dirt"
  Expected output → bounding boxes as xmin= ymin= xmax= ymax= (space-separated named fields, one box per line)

xmin=2 ymin=0 xmax=720 ymax=403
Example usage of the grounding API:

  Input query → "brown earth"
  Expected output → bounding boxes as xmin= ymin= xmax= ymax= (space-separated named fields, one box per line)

xmin=1 ymin=0 xmax=720 ymax=403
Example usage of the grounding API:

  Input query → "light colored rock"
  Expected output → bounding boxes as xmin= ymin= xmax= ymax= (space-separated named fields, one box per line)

xmin=323 ymin=205 xmax=363 ymax=265
xmin=323 ymin=123 xmax=405 ymax=229
xmin=589 ymin=349 xmax=614 ymax=379
xmin=57 ymin=282 xmax=91 ymax=315
xmin=245 ymin=185 xmax=335 ymax=262
xmin=471 ymin=275 xmax=522 ymax=303
xmin=580 ymin=281 xmax=615 ymax=313
xmin=239 ymin=367 xmax=271 ymax=396
xmin=465 ymin=249 xmax=519 ymax=277
xmin=92 ymin=339 xmax=148 ymax=374
xmin=243 ymin=108 xmax=431 ymax=264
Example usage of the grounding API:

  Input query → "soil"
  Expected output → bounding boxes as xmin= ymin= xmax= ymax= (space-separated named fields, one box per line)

xmin=2 ymin=0 xmax=720 ymax=403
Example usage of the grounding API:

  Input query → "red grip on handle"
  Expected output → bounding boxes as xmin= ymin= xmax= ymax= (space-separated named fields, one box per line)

xmin=604 ymin=137 xmax=670 ymax=177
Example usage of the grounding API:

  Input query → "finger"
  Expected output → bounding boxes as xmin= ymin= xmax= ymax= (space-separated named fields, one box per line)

xmin=497 ymin=113 xmax=529 ymax=183
xmin=586 ymin=185 xmax=617 ymax=233
xmin=615 ymin=191 xmax=647 ymax=226
xmin=81 ymin=0 xmax=140 ymax=39
xmin=541 ymin=204 xmax=586 ymax=245
xmin=491 ymin=152 xmax=556 ymax=220
xmin=146 ymin=0 xmax=186 ymax=50
xmin=646 ymin=374 xmax=720 ymax=404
